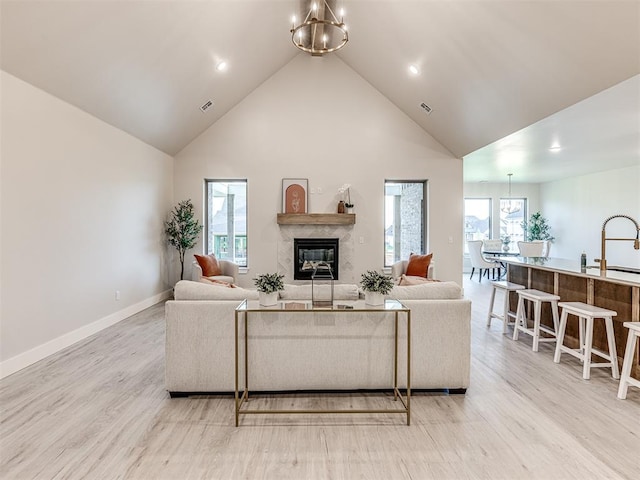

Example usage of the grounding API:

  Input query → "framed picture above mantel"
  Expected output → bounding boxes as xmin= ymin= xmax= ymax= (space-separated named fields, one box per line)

xmin=282 ymin=178 xmax=308 ymax=214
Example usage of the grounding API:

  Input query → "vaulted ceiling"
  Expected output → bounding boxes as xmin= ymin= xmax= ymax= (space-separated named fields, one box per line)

xmin=2 ymin=1 xmax=639 ymax=183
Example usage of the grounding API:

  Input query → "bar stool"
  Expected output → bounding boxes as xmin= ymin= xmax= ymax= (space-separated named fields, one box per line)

xmin=487 ymin=280 xmax=525 ymax=333
xmin=553 ymin=302 xmax=619 ymax=380
xmin=617 ymin=322 xmax=640 ymax=399
xmin=513 ymin=289 xmax=560 ymax=352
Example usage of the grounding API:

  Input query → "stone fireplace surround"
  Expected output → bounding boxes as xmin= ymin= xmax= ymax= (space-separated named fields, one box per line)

xmin=277 ymin=224 xmax=355 ymax=284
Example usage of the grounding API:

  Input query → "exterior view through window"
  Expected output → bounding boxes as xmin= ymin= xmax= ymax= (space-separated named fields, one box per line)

xmin=205 ymin=180 xmax=247 ymax=267
xmin=464 ymin=198 xmax=492 ymax=254
xmin=384 ymin=181 xmax=427 ymax=266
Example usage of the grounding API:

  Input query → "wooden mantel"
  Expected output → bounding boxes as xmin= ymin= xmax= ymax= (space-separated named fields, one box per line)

xmin=277 ymin=213 xmax=356 ymax=225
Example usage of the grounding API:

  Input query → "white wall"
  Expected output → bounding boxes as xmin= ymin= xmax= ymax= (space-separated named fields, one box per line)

xmin=541 ymin=165 xmax=640 ymax=268
xmin=0 ymin=71 xmax=174 ymax=375
xmin=174 ymin=54 xmax=463 ymax=286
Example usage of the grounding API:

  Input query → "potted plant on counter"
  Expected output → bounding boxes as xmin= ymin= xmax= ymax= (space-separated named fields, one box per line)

xmin=253 ymin=272 xmax=285 ymax=306
xmin=359 ymin=270 xmax=394 ymax=306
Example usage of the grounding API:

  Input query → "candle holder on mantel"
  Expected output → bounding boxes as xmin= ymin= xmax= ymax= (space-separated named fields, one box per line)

xmin=312 ymin=262 xmax=334 ymax=308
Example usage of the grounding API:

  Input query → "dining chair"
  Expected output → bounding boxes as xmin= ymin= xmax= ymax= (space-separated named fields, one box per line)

xmin=517 ymin=241 xmax=545 ymax=257
xmin=468 ymin=240 xmax=501 ymax=282
xmin=482 ymin=239 xmax=503 ymax=252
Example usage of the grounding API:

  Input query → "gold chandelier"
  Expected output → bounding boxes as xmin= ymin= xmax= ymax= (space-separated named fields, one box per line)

xmin=290 ymin=1 xmax=348 ymax=56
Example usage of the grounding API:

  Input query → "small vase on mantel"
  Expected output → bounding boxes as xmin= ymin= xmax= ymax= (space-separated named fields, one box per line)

xmin=337 ymin=200 xmax=345 ymax=214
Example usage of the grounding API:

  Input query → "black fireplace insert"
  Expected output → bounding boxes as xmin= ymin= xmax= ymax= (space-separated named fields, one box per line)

xmin=293 ymin=238 xmax=339 ymax=280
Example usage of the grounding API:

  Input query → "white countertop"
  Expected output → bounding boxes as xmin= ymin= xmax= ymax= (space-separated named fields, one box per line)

xmin=497 ymin=256 xmax=640 ymax=287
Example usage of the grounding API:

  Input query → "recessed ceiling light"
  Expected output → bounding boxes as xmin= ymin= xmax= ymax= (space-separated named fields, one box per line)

xmin=549 ymin=143 xmax=562 ymax=152
xmin=216 ymin=61 xmax=228 ymax=72
xmin=408 ymin=64 xmax=420 ymax=75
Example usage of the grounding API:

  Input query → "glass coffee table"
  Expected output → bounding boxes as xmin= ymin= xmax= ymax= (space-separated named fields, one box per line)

xmin=234 ymin=299 xmax=411 ymax=426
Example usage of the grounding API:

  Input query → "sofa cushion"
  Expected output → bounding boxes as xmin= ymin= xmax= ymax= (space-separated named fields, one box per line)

xmin=405 ymin=253 xmax=433 ymax=277
xmin=389 ymin=281 xmax=462 ymax=300
xmin=199 ymin=278 xmax=236 ymax=288
xmin=397 ymin=274 xmax=440 ymax=286
xmin=194 ymin=254 xmax=222 ymax=277
xmin=279 ymin=283 xmax=360 ymax=301
xmin=174 ymin=280 xmax=258 ymax=300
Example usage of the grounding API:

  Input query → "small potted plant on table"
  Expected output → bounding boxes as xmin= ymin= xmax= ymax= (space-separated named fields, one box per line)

xmin=253 ymin=272 xmax=285 ymax=306
xmin=359 ymin=270 xmax=394 ymax=306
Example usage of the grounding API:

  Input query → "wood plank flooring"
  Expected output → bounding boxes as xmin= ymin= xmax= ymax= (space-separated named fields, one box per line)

xmin=1 ymin=277 xmax=638 ymax=479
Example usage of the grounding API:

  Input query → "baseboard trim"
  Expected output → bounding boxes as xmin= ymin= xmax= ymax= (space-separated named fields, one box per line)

xmin=0 ymin=289 xmax=172 ymax=379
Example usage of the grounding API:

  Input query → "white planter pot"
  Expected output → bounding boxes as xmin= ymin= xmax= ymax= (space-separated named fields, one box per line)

xmin=259 ymin=291 xmax=279 ymax=306
xmin=364 ymin=291 xmax=386 ymax=306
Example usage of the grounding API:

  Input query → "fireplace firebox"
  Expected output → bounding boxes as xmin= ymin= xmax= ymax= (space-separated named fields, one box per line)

xmin=293 ymin=238 xmax=339 ymax=280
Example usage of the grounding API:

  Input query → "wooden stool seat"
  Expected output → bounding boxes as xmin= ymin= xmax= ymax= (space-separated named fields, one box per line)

xmin=617 ymin=322 xmax=640 ymax=399
xmin=553 ymin=302 xmax=619 ymax=380
xmin=487 ymin=281 xmax=525 ymax=334
xmin=513 ymin=289 xmax=560 ymax=352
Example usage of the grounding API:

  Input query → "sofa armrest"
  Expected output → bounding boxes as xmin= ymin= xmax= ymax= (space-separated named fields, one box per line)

xmin=391 ymin=260 xmax=408 ymax=280
xmin=191 ymin=261 xmax=203 ymax=281
xmin=218 ymin=260 xmax=239 ymax=280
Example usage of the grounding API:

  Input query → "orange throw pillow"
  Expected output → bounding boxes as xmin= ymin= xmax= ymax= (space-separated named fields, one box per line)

xmin=405 ymin=253 xmax=433 ymax=278
xmin=194 ymin=254 xmax=222 ymax=277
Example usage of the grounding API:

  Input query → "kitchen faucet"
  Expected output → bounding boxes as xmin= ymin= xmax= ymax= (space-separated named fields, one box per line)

xmin=595 ymin=214 xmax=640 ymax=271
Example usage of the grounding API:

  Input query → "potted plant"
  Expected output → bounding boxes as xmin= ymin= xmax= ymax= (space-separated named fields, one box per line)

xmin=359 ymin=270 xmax=394 ymax=306
xmin=253 ymin=272 xmax=285 ymax=306
xmin=522 ymin=212 xmax=555 ymax=242
xmin=165 ymin=199 xmax=203 ymax=280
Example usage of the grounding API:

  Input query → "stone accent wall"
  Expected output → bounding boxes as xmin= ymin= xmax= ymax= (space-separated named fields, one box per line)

xmin=400 ymin=183 xmax=424 ymax=258
xmin=278 ymin=225 xmax=355 ymax=284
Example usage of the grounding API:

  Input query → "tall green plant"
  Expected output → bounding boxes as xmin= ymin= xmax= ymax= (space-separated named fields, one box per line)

xmin=165 ymin=199 xmax=202 ymax=280
xmin=522 ymin=212 xmax=555 ymax=242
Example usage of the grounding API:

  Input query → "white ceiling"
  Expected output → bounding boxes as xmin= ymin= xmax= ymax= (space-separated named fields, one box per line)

xmin=1 ymin=1 xmax=639 ymax=183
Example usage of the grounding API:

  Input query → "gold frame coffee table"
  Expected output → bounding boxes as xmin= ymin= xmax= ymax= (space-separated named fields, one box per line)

xmin=234 ymin=299 xmax=411 ymax=426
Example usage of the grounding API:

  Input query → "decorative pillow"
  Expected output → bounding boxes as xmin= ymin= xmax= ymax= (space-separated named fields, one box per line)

xmin=199 ymin=277 xmax=236 ymax=288
xmin=174 ymin=280 xmax=258 ymax=301
xmin=194 ymin=254 xmax=222 ymax=277
xmin=398 ymin=274 xmax=440 ymax=286
xmin=405 ymin=253 xmax=433 ymax=278
xmin=389 ymin=281 xmax=462 ymax=300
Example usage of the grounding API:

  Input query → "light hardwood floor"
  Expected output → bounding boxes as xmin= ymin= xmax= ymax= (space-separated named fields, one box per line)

xmin=1 ymin=278 xmax=638 ymax=479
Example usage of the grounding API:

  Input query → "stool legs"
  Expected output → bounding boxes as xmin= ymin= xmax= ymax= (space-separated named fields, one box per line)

xmin=583 ymin=316 xmax=594 ymax=379
xmin=513 ymin=296 xmax=525 ymax=342
xmin=501 ymin=288 xmax=511 ymax=333
xmin=617 ymin=327 xmax=640 ymax=399
xmin=553 ymin=310 xmax=569 ymax=363
xmin=486 ymin=287 xmax=497 ymax=328
xmin=605 ymin=317 xmax=619 ymax=379
xmin=532 ymin=300 xmax=542 ymax=352
xmin=555 ymin=310 xmax=619 ymax=380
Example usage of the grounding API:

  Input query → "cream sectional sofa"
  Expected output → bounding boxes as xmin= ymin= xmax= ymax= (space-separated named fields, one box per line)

xmin=165 ymin=280 xmax=471 ymax=397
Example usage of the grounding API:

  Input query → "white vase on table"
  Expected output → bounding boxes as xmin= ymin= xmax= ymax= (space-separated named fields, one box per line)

xmin=259 ymin=291 xmax=278 ymax=306
xmin=364 ymin=292 xmax=386 ymax=306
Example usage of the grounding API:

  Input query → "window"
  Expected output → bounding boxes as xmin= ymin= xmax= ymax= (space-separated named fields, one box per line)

xmin=464 ymin=198 xmax=492 ymax=253
xmin=499 ymin=198 xmax=527 ymax=251
xmin=205 ymin=180 xmax=247 ymax=267
xmin=384 ymin=181 xmax=427 ymax=266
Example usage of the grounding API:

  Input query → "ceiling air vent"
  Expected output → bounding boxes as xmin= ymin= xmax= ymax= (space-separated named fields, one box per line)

xmin=420 ymin=102 xmax=432 ymax=115
xmin=200 ymin=100 xmax=214 ymax=113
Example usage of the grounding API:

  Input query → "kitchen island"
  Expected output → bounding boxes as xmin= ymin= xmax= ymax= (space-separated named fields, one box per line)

xmin=500 ymin=257 xmax=639 ymax=380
